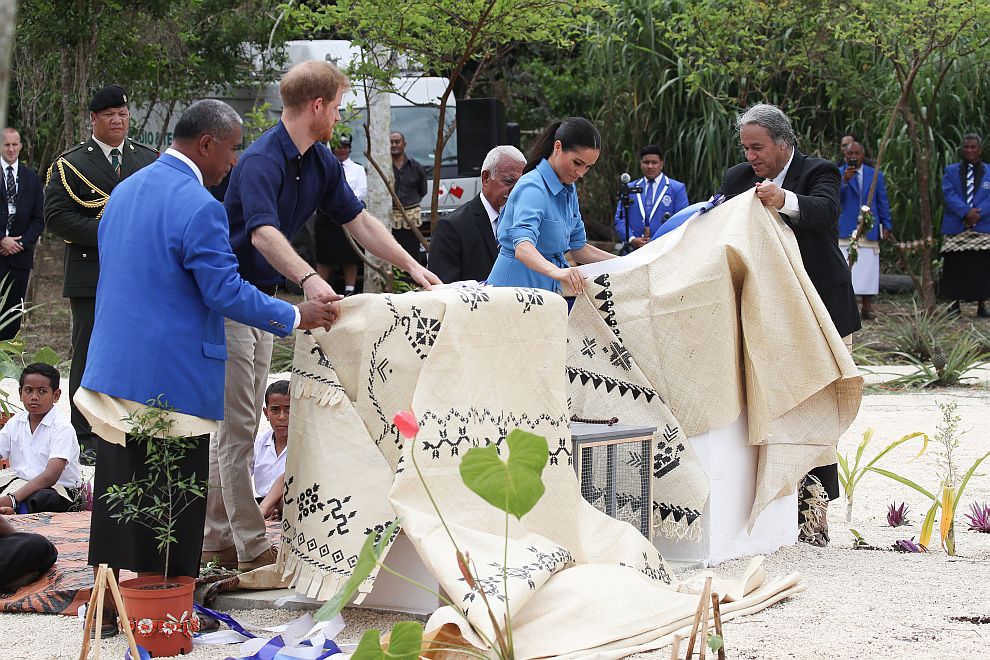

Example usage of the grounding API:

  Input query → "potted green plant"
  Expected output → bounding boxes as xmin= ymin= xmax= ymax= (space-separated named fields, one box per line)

xmin=100 ymin=396 xmax=207 ymax=657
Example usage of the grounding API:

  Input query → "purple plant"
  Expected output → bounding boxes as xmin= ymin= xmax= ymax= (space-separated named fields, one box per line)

xmin=891 ymin=537 xmax=927 ymax=553
xmin=887 ymin=502 xmax=910 ymax=527
xmin=965 ymin=502 xmax=990 ymax=533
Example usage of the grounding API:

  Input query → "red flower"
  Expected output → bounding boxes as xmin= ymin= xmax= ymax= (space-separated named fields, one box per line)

xmin=393 ymin=410 xmax=420 ymax=439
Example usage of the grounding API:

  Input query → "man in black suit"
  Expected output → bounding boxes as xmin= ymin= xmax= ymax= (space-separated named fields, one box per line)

xmin=719 ymin=103 xmax=859 ymax=546
xmin=44 ymin=85 xmax=159 ymax=458
xmin=428 ymin=145 xmax=526 ymax=283
xmin=0 ymin=128 xmax=45 ymax=341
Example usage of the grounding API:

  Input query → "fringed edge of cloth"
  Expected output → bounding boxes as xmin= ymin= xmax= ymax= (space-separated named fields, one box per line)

xmin=290 ymin=368 xmax=348 ymax=408
xmin=277 ymin=536 xmax=378 ymax=604
xmin=652 ymin=513 xmax=703 ymax=542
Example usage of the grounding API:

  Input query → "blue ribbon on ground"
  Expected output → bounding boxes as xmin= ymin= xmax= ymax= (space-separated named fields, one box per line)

xmin=194 ymin=603 xmax=257 ymax=639
xmin=193 ymin=604 xmax=342 ymax=660
xmin=228 ymin=635 xmax=342 ymax=660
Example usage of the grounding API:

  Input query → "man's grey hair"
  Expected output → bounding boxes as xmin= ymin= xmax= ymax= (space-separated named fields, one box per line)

xmin=481 ymin=145 xmax=526 ymax=175
xmin=736 ymin=103 xmax=797 ymax=148
xmin=962 ymin=132 xmax=983 ymax=144
xmin=173 ymin=99 xmax=243 ymax=142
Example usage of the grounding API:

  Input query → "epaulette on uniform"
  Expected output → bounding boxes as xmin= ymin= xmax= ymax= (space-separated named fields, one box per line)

xmin=126 ymin=137 xmax=160 ymax=155
xmin=46 ymin=142 xmax=87 ymax=183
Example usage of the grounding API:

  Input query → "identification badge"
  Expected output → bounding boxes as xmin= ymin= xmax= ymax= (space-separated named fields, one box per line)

xmin=6 ymin=202 xmax=14 ymax=217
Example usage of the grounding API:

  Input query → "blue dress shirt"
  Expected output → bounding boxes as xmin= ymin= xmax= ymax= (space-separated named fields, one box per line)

xmin=486 ymin=159 xmax=587 ymax=292
xmin=224 ymin=121 xmax=365 ymax=286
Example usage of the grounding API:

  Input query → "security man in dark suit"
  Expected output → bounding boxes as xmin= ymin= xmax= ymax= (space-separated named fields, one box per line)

xmin=44 ymin=85 xmax=158 ymax=458
xmin=719 ymin=103 xmax=859 ymax=547
xmin=0 ymin=127 xmax=45 ymax=340
xmin=428 ymin=145 xmax=526 ymax=283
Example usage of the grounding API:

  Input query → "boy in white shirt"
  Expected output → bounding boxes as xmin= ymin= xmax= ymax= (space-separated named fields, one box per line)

xmin=251 ymin=380 xmax=289 ymax=521
xmin=0 ymin=363 xmax=82 ymax=514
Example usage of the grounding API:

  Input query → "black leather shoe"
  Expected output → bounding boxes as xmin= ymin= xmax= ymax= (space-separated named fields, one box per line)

xmin=198 ymin=613 xmax=221 ymax=633
xmin=91 ymin=616 xmax=119 ymax=639
xmin=978 ymin=304 xmax=990 ymax=318
xmin=948 ymin=301 xmax=961 ymax=317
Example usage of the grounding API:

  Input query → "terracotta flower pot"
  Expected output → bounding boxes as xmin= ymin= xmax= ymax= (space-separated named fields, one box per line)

xmin=118 ymin=575 xmax=199 ymax=657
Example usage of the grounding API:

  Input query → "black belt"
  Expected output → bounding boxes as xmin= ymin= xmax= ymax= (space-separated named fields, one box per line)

xmin=257 ymin=284 xmax=279 ymax=296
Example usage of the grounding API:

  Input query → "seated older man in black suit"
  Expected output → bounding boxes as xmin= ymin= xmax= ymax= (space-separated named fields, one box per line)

xmin=719 ymin=103 xmax=859 ymax=547
xmin=428 ymin=145 xmax=525 ymax=283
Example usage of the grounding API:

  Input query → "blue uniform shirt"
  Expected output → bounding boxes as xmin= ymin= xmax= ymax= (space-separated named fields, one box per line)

xmin=486 ymin=158 xmax=587 ymax=292
xmin=224 ymin=121 xmax=365 ymax=286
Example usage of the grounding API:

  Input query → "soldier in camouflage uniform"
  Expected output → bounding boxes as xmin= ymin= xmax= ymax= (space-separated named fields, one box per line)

xmin=44 ymin=85 xmax=158 ymax=460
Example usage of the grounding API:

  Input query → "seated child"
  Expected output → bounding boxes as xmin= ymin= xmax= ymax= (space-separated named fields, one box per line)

xmin=251 ymin=380 xmax=289 ymax=521
xmin=0 ymin=514 xmax=58 ymax=589
xmin=0 ymin=363 xmax=82 ymax=514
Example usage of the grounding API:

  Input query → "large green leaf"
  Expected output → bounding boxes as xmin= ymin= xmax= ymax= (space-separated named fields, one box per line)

xmin=351 ymin=621 xmax=423 ymax=660
xmin=459 ymin=429 xmax=548 ymax=519
xmin=31 ymin=346 xmax=61 ymax=366
xmin=314 ymin=520 xmax=399 ymax=622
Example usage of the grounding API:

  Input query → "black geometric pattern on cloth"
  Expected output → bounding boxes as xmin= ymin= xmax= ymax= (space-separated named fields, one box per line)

xmin=636 ymin=551 xmax=673 ymax=585
xmin=653 ymin=501 xmax=702 ymax=528
xmin=364 ymin=519 xmax=400 ymax=545
xmin=459 ymin=545 xmax=574 ymax=603
xmin=940 ymin=230 xmax=990 ymax=253
xmin=392 ymin=301 xmax=441 ymax=359
xmin=653 ymin=424 xmax=684 ymax=480
xmin=514 ymin=288 xmax=545 ymax=314
xmin=566 ymin=366 xmax=661 ymax=403
xmin=592 ymin=274 xmax=621 ymax=339
xmin=458 ymin=287 xmax=491 ymax=311
xmin=605 ymin=340 xmax=633 ymax=371
xmin=366 ymin=310 xmax=409 ymax=447
xmin=310 ymin=338 xmax=333 ymax=369
xmin=281 ymin=518 xmax=359 ymax=576
xmin=548 ymin=436 xmax=572 ymax=466
xmin=416 ymin=407 xmax=569 ymax=462
xmin=580 ymin=337 xmax=597 ymax=358
xmin=322 ymin=495 xmax=358 ymax=537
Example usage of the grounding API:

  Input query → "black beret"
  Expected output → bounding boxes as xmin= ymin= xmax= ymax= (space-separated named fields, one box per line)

xmin=338 ymin=135 xmax=352 ymax=146
xmin=89 ymin=85 xmax=129 ymax=112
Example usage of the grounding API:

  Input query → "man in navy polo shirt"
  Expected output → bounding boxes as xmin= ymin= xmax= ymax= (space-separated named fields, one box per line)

xmin=202 ymin=60 xmax=441 ymax=571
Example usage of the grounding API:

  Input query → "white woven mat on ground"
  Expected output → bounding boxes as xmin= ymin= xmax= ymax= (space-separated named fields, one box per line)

xmin=569 ymin=190 xmax=863 ymax=531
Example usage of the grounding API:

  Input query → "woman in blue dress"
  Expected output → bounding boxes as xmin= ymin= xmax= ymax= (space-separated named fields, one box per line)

xmin=486 ymin=117 xmax=616 ymax=295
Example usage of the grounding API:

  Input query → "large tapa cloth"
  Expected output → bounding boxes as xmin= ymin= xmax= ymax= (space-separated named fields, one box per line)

xmin=279 ymin=287 xmax=804 ymax=658
xmin=279 ymin=288 xmax=673 ymax=609
xmin=569 ymin=190 xmax=863 ymax=532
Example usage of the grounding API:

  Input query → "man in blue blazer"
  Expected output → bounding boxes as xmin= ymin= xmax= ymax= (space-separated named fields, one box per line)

xmin=78 ymin=100 xmax=338 ymax=584
xmin=838 ymin=141 xmax=892 ymax=320
xmin=614 ymin=145 xmax=689 ymax=250
xmin=940 ymin=133 xmax=990 ymax=317
xmin=0 ymin=128 xmax=45 ymax=340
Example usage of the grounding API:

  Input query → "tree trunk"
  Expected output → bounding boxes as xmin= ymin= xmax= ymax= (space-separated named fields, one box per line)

xmin=0 ymin=0 xmax=17 ymax=130
xmin=899 ymin=104 xmax=936 ymax=309
xmin=362 ymin=48 xmax=393 ymax=294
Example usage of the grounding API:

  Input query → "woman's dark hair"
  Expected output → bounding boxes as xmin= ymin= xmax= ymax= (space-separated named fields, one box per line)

xmin=525 ymin=117 xmax=601 ymax=173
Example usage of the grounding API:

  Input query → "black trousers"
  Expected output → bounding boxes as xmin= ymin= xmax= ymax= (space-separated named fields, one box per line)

xmin=0 ymin=261 xmax=31 ymax=341
xmin=0 ymin=531 xmax=57 ymax=591
xmin=68 ymin=297 xmax=96 ymax=453
xmin=23 ymin=488 xmax=74 ymax=513
xmin=89 ymin=434 xmax=209 ymax=577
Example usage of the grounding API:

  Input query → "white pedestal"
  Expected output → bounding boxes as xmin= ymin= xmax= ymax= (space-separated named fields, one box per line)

xmin=353 ymin=532 xmax=441 ymax=615
xmin=653 ymin=413 xmax=797 ymax=567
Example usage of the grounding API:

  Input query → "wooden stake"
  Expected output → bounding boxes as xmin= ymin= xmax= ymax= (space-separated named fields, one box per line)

xmin=670 ymin=634 xmax=683 ymax=660
xmin=711 ymin=592 xmax=726 ymax=660
xmin=79 ymin=565 xmax=140 ymax=660
xmin=684 ymin=576 xmax=713 ymax=659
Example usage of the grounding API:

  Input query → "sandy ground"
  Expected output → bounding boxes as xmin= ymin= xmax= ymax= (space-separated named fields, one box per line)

xmin=1 ymin=388 xmax=988 ymax=659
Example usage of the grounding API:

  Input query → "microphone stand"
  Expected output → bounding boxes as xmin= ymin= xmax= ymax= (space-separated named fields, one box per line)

xmin=617 ymin=176 xmax=642 ymax=255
